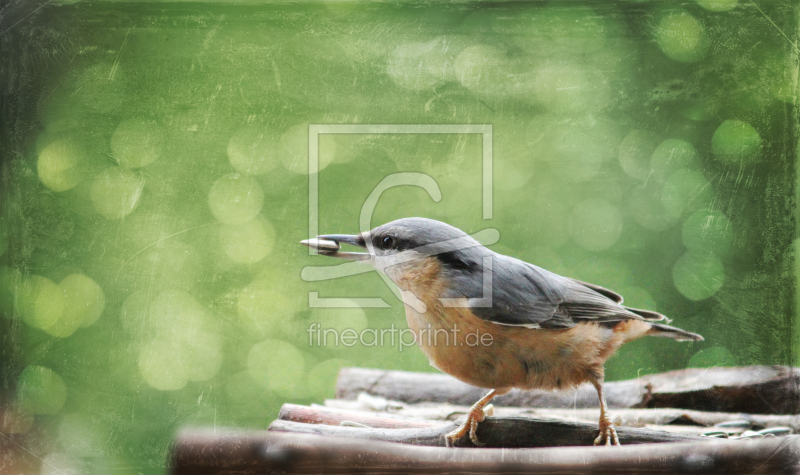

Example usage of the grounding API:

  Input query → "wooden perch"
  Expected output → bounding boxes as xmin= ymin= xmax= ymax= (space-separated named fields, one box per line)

xmin=171 ymin=430 xmax=800 ymax=474
xmin=322 ymin=399 xmax=800 ymax=432
xmin=337 ymin=365 xmax=800 ymax=414
xmin=269 ymin=411 xmax=705 ymax=448
xmin=279 ymin=403 xmax=447 ymax=429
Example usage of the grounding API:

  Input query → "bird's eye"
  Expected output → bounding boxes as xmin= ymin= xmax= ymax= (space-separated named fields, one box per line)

xmin=381 ymin=236 xmax=395 ymax=249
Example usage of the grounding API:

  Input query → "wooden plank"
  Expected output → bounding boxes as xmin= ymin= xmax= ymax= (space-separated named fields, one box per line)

xmin=171 ymin=430 xmax=800 ymax=474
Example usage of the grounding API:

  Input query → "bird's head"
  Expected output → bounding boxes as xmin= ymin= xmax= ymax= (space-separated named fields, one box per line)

xmin=302 ymin=217 xmax=485 ymax=283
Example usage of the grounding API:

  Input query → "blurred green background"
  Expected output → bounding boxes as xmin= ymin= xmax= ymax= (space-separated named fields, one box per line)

xmin=0 ymin=0 xmax=796 ymax=473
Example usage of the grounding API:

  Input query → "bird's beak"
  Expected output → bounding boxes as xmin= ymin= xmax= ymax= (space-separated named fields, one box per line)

xmin=300 ymin=234 xmax=371 ymax=261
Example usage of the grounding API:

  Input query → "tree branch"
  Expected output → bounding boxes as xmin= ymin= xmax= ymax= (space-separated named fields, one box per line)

xmin=336 ymin=365 xmax=800 ymax=414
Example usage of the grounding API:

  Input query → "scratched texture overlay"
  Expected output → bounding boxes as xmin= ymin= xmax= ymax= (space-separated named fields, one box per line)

xmin=0 ymin=0 xmax=797 ymax=473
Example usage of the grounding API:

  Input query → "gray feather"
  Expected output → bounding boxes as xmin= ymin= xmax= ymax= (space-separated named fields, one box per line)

xmin=442 ymin=250 xmax=656 ymax=329
xmin=568 ymin=279 xmax=624 ymax=304
xmin=647 ymin=323 xmax=704 ymax=341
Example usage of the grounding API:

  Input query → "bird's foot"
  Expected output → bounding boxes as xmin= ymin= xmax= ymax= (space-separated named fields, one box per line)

xmin=594 ymin=417 xmax=620 ymax=446
xmin=445 ymin=404 xmax=494 ymax=447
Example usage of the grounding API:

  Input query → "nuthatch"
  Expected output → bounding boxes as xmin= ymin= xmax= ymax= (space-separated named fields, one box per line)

xmin=302 ymin=217 xmax=703 ymax=447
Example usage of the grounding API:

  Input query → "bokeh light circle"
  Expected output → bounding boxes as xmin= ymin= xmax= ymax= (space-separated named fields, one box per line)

xmin=682 ymin=208 xmax=733 ymax=256
xmin=111 ymin=118 xmax=165 ymax=169
xmin=711 ymin=120 xmax=762 ymax=165
xmin=656 ymin=11 xmax=708 ymax=63
xmin=672 ymin=250 xmax=724 ymax=301
xmin=227 ymin=124 xmax=279 ymax=175
xmin=219 ymin=217 xmax=276 ymax=264
xmin=237 ymin=277 xmax=296 ymax=338
xmin=16 ymin=365 xmax=67 ymax=415
xmin=37 ymin=139 xmax=84 ymax=192
xmin=305 ymin=358 xmax=351 ymax=400
xmin=618 ymin=130 xmax=660 ymax=181
xmin=247 ymin=339 xmax=306 ymax=397
xmin=387 ymin=40 xmax=446 ymax=90
xmin=90 ymin=167 xmax=145 ymax=219
xmin=280 ymin=124 xmax=336 ymax=174
xmin=17 ymin=275 xmax=65 ymax=331
xmin=58 ymin=274 xmax=105 ymax=332
xmin=569 ymin=199 xmax=623 ymax=251
xmin=650 ymin=139 xmax=701 ymax=182
xmin=661 ymin=169 xmax=713 ymax=218
xmin=207 ymin=173 xmax=264 ymax=224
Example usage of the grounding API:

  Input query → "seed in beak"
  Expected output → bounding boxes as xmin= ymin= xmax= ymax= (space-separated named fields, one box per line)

xmin=300 ymin=238 xmax=341 ymax=254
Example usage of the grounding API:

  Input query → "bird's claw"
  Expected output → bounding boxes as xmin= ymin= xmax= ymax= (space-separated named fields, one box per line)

xmin=445 ymin=405 xmax=493 ymax=447
xmin=594 ymin=418 xmax=620 ymax=446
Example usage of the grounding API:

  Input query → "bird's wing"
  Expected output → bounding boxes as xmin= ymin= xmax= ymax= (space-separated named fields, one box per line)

xmin=567 ymin=278 xmax=624 ymax=304
xmin=446 ymin=253 xmax=647 ymax=329
xmin=563 ymin=277 xmax=668 ymax=322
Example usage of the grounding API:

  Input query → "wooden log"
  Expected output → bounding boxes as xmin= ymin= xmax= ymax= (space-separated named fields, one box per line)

xmin=279 ymin=403 xmax=447 ymax=429
xmin=504 ymin=408 xmax=800 ymax=431
xmin=336 ymin=365 xmax=800 ymax=414
xmin=268 ymin=416 xmax=706 ymax=448
xmin=171 ymin=430 xmax=800 ymax=474
xmin=322 ymin=399 xmax=800 ymax=431
xmin=282 ymin=403 xmax=799 ymax=437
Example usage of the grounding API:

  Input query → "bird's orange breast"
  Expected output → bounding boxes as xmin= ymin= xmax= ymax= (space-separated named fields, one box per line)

xmin=393 ymin=257 xmax=653 ymax=391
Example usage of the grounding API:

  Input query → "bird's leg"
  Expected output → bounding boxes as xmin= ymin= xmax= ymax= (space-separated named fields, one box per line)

xmin=590 ymin=377 xmax=620 ymax=446
xmin=445 ymin=389 xmax=501 ymax=447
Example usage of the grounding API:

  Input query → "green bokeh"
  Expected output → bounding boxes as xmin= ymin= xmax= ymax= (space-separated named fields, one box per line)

xmin=0 ymin=1 xmax=796 ymax=472
xmin=711 ymin=120 xmax=763 ymax=165
xmin=16 ymin=366 xmax=68 ymax=415
xmin=655 ymin=10 xmax=709 ymax=63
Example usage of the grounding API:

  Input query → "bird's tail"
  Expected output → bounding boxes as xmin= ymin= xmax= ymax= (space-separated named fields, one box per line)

xmin=646 ymin=323 xmax=704 ymax=342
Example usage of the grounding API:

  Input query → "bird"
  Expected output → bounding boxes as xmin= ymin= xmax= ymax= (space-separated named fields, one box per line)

xmin=301 ymin=217 xmax=703 ymax=447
